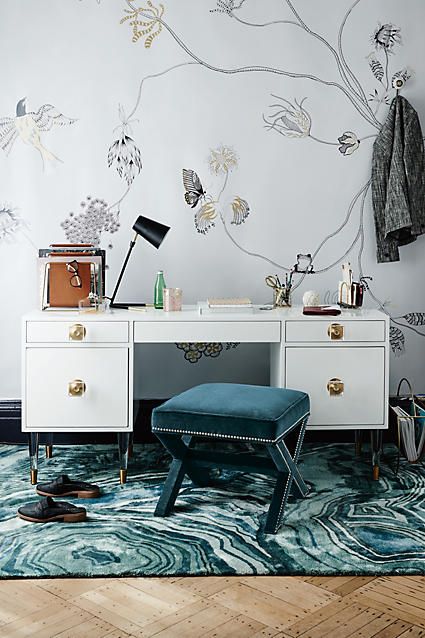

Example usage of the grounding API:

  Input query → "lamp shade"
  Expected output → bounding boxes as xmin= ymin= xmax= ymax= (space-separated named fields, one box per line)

xmin=132 ymin=215 xmax=170 ymax=249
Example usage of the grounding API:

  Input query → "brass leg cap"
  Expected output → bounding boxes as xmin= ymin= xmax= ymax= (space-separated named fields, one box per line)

xmin=45 ymin=445 xmax=53 ymax=459
xmin=30 ymin=469 xmax=38 ymax=485
xmin=373 ymin=465 xmax=380 ymax=481
xmin=120 ymin=469 xmax=127 ymax=484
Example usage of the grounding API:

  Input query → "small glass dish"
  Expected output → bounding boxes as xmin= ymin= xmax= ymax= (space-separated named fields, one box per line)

xmin=78 ymin=293 xmax=108 ymax=314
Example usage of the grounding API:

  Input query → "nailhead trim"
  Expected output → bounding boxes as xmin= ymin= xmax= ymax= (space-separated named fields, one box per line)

xmin=152 ymin=411 xmax=310 ymax=444
xmin=271 ymin=418 xmax=308 ymax=533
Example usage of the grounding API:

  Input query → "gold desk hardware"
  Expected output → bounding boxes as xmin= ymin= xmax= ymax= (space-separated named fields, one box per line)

xmin=327 ymin=378 xmax=344 ymax=396
xmin=45 ymin=445 xmax=53 ymax=459
xmin=120 ymin=469 xmax=127 ymax=484
xmin=30 ymin=469 xmax=37 ymax=485
xmin=328 ymin=323 xmax=344 ymax=340
xmin=68 ymin=379 xmax=86 ymax=397
xmin=69 ymin=323 xmax=86 ymax=341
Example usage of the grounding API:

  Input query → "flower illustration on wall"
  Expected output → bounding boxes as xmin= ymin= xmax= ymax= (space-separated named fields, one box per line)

xmin=210 ymin=0 xmax=247 ymax=15
xmin=120 ymin=1 xmax=164 ymax=47
xmin=371 ymin=23 xmax=402 ymax=53
xmin=107 ymin=105 xmax=142 ymax=188
xmin=195 ymin=201 xmax=217 ymax=235
xmin=263 ymin=96 xmax=311 ymax=138
xmin=231 ymin=197 xmax=250 ymax=225
xmin=338 ymin=131 xmax=360 ymax=156
xmin=0 ymin=98 xmax=76 ymax=169
xmin=208 ymin=145 xmax=238 ymax=174
xmin=390 ymin=326 xmax=405 ymax=356
xmin=0 ymin=205 xmax=26 ymax=242
xmin=108 ymin=133 xmax=142 ymax=186
xmin=61 ymin=196 xmax=120 ymax=244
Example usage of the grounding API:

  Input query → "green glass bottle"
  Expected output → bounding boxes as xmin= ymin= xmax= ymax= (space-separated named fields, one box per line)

xmin=154 ymin=271 xmax=166 ymax=309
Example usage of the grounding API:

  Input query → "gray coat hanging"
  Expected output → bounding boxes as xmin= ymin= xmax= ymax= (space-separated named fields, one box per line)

xmin=371 ymin=95 xmax=425 ymax=263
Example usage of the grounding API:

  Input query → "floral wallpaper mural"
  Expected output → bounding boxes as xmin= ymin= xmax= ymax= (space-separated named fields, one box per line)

xmin=1 ymin=0 xmax=425 ymax=395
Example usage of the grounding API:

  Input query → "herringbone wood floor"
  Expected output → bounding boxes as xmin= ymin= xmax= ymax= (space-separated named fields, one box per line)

xmin=0 ymin=575 xmax=423 ymax=637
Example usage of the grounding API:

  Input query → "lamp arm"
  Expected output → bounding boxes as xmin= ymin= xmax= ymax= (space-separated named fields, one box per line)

xmin=110 ymin=233 xmax=138 ymax=307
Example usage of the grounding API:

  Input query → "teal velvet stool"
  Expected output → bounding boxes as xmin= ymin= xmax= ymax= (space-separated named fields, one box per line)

xmin=152 ymin=383 xmax=310 ymax=534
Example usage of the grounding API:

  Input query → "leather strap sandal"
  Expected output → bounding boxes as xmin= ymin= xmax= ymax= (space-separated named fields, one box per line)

xmin=17 ymin=496 xmax=87 ymax=523
xmin=36 ymin=475 xmax=100 ymax=498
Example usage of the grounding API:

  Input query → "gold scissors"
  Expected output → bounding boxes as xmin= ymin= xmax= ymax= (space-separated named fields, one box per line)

xmin=265 ymin=275 xmax=281 ymax=290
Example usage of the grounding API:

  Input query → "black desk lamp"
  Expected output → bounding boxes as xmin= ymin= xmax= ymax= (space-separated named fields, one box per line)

xmin=110 ymin=215 xmax=170 ymax=309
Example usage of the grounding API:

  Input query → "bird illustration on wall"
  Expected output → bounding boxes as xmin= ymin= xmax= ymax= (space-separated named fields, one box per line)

xmin=0 ymin=98 xmax=76 ymax=169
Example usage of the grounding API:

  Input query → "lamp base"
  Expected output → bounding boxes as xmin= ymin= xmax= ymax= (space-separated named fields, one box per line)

xmin=110 ymin=302 xmax=148 ymax=309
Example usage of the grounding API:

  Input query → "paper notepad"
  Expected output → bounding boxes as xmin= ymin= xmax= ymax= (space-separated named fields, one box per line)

xmin=198 ymin=300 xmax=254 ymax=315
xmin=207 ymin=297 xmax=252 ymax=308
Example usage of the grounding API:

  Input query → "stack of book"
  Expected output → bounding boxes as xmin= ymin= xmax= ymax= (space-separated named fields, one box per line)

xmin=39 ymin=244 xmax=105 ymax=310
xmin=198 ymin=297 xmax=253 ymax=315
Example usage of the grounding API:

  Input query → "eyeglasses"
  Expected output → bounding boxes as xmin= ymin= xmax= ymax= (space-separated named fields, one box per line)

xmin=66 ymin=260 xmax=82 ymax=288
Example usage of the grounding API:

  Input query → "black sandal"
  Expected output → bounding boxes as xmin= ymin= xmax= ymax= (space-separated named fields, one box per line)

xmin=17 ymin=496 xmax=87 ymax=523
xmin=36 ymin=474 xmax=100 ymax=499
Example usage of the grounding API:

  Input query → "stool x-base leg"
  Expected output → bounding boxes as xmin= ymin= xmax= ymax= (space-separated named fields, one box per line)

xmin=154 ymin=416 xmax=309 ymax=534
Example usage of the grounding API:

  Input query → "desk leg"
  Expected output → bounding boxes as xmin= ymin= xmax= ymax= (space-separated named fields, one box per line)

xmin=128 ymin=433 xmax=134 ymax=459
xmin=28 ymin=433 xmax=39 ymax=485
xmin=118 ymin=433 xmax=131 ymax=484
xmin=371 ymin=429 xmax=383 ymax=481
xmin=45 ymin=433 xmax=54 ymax=459
xmin=355 ymin=430 xmax=363 ymax=456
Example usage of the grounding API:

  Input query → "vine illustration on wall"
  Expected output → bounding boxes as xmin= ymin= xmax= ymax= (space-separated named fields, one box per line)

xmin=71 ymin=0 xmax=425 ymax=360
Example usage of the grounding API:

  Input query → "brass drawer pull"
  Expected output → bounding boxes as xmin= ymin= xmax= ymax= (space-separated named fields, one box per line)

xmin=68 ymin=379 xmax=86 ymax=397
xmin=69 ymin=324 xmax=86 ymax=341
xmin=328 ymin=323 xmax=344 ymax=340
xmin=327 ymin=378 xmax=344 ymax=396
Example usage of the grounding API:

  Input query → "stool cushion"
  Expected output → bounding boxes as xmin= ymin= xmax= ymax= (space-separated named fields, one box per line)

xmin=152 ymin=383 xmax=309 ymax=443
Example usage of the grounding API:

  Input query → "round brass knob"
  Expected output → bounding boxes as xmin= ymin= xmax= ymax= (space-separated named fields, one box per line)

xmin=327 ymin=378 xmax=344 ymax=396
xmin=69 ymin=323 xmax=86 ymax=341
xmin=328 ymin=323 xmax=344 ymax=340
xmin=68 ymin=379 xmax=86 ymax=397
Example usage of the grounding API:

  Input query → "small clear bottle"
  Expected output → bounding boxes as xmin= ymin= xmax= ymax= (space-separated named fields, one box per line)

xmin=154 ymin=271 xmax=166 ymax=309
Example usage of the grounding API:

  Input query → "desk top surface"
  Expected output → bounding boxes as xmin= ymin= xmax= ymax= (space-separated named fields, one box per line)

xmin=24 ymin=306 xmax=388 ymax=322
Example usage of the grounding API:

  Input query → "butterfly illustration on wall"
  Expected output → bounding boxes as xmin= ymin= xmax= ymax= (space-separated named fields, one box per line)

xmin=182 ymin=169 xmax=208 ymax=208
xmin=182 ymin=165 xmax=251 ymax=235
xmin=182 ymin=168 xmax=217 ymax=234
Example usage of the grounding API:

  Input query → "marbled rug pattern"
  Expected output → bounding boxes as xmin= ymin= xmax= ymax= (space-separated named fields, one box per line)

xmin=0 ymin=443 xmax=423 ymax=577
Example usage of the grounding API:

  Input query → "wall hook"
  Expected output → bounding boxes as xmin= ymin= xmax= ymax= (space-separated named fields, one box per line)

xmin=392 ymin=76 xmax=405 ymax=96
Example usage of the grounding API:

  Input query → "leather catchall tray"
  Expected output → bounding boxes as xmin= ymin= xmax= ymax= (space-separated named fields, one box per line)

xmin=48 ymin=260 xmax=92 ymax=308
xmin=303 ymin=306 xmax=341 ymax=316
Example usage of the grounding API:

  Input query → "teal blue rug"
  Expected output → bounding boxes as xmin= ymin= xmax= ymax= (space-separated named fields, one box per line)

xmin=1 ymin=443 xmax=424 ymax=577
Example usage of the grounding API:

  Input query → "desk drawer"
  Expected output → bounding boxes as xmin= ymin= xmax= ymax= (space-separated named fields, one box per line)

xmin=134 ymin=321 xmax=281 ymax=343
xmin=26 ymin=321 xmax=129 ymax=343
xmin=285 ymin=347 xmax=385 ymax=426
xmin=24 ymin=347 xmax=129 ymax=430
xmin=285 ymin=320 xmax=385 ymax=343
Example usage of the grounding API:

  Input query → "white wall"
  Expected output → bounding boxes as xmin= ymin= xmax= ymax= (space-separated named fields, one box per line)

xmin=1 ymin=0 xmax=425 ymax=399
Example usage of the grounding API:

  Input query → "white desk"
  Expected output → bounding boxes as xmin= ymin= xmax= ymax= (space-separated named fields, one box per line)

xmin=22 ymin=306 xmax=389 ymax=482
